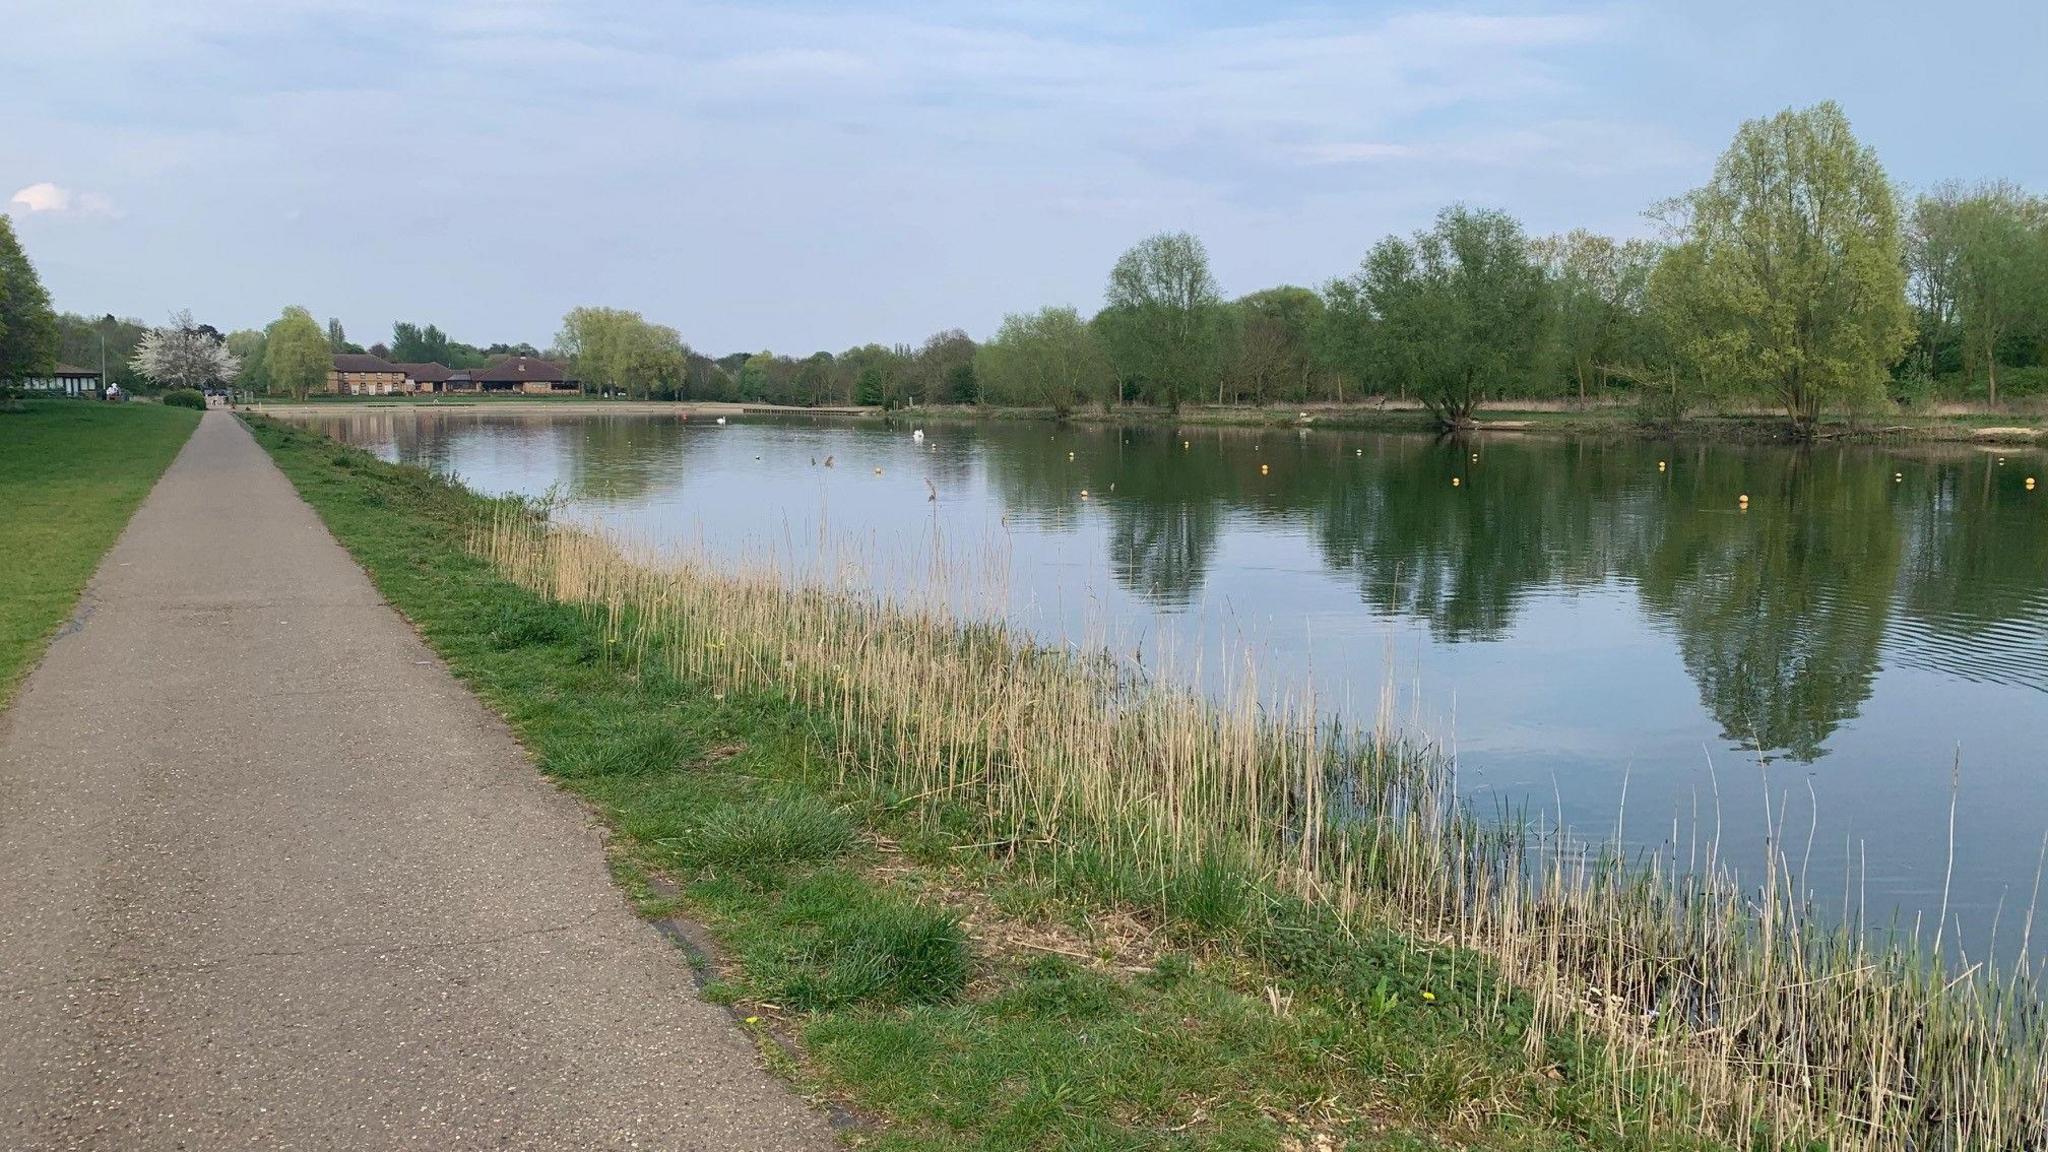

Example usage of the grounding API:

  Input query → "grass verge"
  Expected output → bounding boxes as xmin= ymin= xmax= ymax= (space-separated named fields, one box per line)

xmin=244 ymin=416 xmax=1751 ymax=1150
xmin=0 ymin=400 xmax=200 ymax=704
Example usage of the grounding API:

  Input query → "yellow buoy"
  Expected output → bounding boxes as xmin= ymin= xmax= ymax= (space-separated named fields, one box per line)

xmin=1183 ymin=440 xmax=1190 ymax=449
xmin=1080 ymin=489 xmax=1089 ymax=499
xmin=1894 ymin=473 xmax=1903 ymax=482
xmin=1067 ymin=451 xmax=1075 ymax=460
xmin=1470 ymin=453 xmax=1478 ymax=461
xmin=1451 ymin=477 xmax=1461 ymax=487
xmin=1260 ymin=463 xmax=1270 ymax=475
xmin=1356 ymin=448 xmax=1363 ymax=456
xmin=2028 ymin=477 xmax=2038 ymax=490
xmin=1658 ymin=460 xmax=1667 ymax=472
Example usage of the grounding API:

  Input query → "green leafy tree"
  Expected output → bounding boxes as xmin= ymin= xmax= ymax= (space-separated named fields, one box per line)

xmin=1101 ymin=231 xmax=1223 ymax=411
xmin=325 ymin=317 xmax=363 ymax=354
xmin=1338 ymin=206 xmax=1548 ymax=427
xmin=974 ymin=306 xmax=1113 ymax=417
xmin=264 ymin=306 xmax=331 ymax=400
xmin=225 ymin=329 xmax=269 ymax=394
xmin=1905 ymin=187 xmax=1968 ymax=387
xmin=1947 ymin=182 xmax=2048 ymax=404
xmin=0 ymin=215 xmax=60 ymax=382
xmin=557 ymin=307 xmax=686 ymax=399
xmin=912 ymin=329 xmax=978 ymax=405
xmin=1660 ymin=101 xmax=1912 ymax=430
xmin=1226 ymin=287 xmax=1324 ymax=404
xmin=1530 ymin=231 xmax=1662 ymax=402
xmin=390 ymin=321 xmax=454 ymax=366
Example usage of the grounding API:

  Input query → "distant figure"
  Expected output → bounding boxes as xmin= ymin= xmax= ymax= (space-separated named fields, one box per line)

xmin=823 ymin=455 xmax=834 ymax=468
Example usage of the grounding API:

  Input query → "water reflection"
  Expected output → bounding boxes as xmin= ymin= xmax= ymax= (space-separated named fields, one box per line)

xmin=299 ymin=407 xmax=2048 ymax=934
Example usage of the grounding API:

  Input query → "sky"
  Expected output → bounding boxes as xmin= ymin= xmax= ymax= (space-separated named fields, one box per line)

xmin=7 ymin=0 xmax=2045 ymax=355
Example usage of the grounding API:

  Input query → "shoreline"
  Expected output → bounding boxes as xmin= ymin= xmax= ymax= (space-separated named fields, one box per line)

xmin=241 ymin=412 xmax=2048 ymax=1151
xmin=242 ymin=396 xmax=2047 ymax=445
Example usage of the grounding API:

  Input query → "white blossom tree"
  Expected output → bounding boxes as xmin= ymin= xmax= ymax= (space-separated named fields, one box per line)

xmin=131 ymin=309 xmax=240 ymax=390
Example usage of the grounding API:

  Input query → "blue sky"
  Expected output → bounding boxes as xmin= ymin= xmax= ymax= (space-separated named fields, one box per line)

xmin=7 ymin=1 xmax=2044 ymax=354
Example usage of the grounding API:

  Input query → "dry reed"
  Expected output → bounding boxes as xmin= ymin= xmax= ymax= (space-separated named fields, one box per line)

xmin=475 ymin=506 xmax=2048 ymax=1150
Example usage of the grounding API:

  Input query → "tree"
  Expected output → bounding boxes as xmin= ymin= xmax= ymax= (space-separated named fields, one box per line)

xmin=556 ymin=307 xmax=686 ymax=399
xmin=0 ymin=214 xmax=59 ymax=382
xmin=1661 ymin=101 xmax=1912 ymax=431
xmin=55 ymin=313 xmax=148 ymax=391
xmin=1226 ymin=287 xmax=1324 ymax=405
xmin=391 ymin=321 xmax=454 ymax=366
xmin=1530 ymin=231 xmax=1661 ymax=402
xmin=131 ymin=309 xmax=240 ymax=390
xmin=974 ymin=306 xmax=1113 ymax=417
xmin=264 ymin=306 xmax=330 ymax=399
xmin=1905 ymin=187 xmax=1968 ymax=386
xmin=325 ymin=317 xmax=362 ymax=354
xmin=1947 ymin=182 xmax=2047 ymax=404
xmin=225 ymin=329 xmax=269 ymax=394
xmin=912 ymin=329 xmax=978 ymax=405
xmin=1101 ymin=231 xmax=1223 ymax=411
xmin=1337 ymin=206 xmax=1548 ymax=427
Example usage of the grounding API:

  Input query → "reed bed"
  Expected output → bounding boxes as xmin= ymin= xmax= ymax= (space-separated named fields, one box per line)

xmin=475 ymin=506 xmax=2048 ymax=1151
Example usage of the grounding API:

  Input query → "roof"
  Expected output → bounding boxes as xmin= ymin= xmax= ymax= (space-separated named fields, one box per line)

xmin=393 ymin=362 xmax=454 ymax=382
xmin=332 ymin=353 xmax=400 ymax=373
xmin=473 ymin=356 xmax=569 ymax=384
xmin=52 ymin=364 xmax=101 ymax=377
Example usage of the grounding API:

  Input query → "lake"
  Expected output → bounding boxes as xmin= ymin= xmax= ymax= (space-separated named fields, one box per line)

xmin=301 ymin=407 xmax=2048 ymax=954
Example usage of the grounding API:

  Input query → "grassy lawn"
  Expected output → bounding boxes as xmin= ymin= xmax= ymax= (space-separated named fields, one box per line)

xmin=0 ymin=400 xmax=200 ymax=704
xmin=245 ymin=413 xmax=1733 ymax=1152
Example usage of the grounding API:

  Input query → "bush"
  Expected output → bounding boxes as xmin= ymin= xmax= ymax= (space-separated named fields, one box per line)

xmin=1998 ymin=365 xmax=2048 ymax=400
xmin=163 ymin=389 xmax=206 ymax=410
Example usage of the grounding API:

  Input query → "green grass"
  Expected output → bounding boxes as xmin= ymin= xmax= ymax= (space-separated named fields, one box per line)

xmin=245 ymin=414 xmax=1735 ymax=1151
xmin=0 ymin=400 xmax=200 ymax=703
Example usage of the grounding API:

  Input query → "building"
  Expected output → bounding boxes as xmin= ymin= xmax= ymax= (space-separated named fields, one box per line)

xmin=394 ymin=362 xmax=453 ymax=393
xmin=445 ymin=370 xmax=474 ymax=393
xmin=328 ymin=354 xmax=407 ymax=396
xmin=11 ymin=364 xmax=103 ymax=397
xmin=473 ymin=356 xmax=579 ymax=394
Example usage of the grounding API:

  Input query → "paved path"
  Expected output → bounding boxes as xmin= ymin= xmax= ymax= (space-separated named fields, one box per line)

xmin=0 ymin=413 xmax=836 ymax=1151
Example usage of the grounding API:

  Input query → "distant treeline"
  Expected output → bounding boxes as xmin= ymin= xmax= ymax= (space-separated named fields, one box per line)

xmin=537 ymin=103 xmax=2045 ymax=430
xmin=5 ymin=101 xmax=2042 ymax=429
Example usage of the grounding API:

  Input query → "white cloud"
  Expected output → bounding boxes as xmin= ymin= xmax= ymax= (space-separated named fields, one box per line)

xmin=9 ymin=182 xmax=121 ymax=217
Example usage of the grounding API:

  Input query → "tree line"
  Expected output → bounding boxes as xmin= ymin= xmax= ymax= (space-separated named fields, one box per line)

xmin=536 ymin=103 xmax=2043 ymax=432
xmin=5 ymin=101 xmax=2043 ymax=427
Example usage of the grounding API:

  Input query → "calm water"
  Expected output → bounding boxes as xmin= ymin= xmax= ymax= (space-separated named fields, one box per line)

xmin=305 ymin=408 xmax=2048 ymax=950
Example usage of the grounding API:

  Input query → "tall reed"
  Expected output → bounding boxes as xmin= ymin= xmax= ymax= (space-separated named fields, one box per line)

xmin=475 ymin=506 xmax=2048 ymax=1150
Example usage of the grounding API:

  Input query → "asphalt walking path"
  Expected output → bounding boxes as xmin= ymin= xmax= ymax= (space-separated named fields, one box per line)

xmin=0 ymin=412 xmax=836 ymax=1150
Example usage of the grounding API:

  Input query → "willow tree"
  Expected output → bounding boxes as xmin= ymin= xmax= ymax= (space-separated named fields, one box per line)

xmin=1664 ymin=101 xmax=1910 ymax=432
xmin=264 ymin=306 xmax=330 ymax=399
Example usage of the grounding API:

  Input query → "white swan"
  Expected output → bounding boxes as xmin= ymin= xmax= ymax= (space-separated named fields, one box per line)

xmin=715 ymin=416 xmax=727 ymax=425
xmin=912 ymin=429 xmax=925 ymax=443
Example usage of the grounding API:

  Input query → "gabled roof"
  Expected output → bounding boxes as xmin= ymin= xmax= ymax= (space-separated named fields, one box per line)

xmin=332 ymin=353 xmax=400 ymax=373
xmin=474 ymin=356 xmax=569 ymax=384
xmin=393 ymin=362 xmax=454 ymax=382
xmin=52 ymin=364 xmax=101 ymax=377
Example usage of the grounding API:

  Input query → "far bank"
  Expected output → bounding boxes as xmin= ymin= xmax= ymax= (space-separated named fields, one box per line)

xmin=242 ymin=394 xmax=2047 ymax=445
